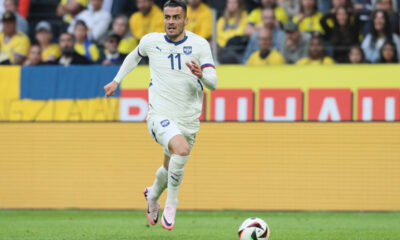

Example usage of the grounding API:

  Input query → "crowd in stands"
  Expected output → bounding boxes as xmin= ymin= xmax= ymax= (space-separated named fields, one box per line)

xmin=0 ymin=0 xmax=400 ymax=66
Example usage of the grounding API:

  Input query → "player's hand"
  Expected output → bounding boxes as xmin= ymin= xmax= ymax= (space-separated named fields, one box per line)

xmin=104 ymin=80 xmax=118 ymax=97
xmin=186 ymin=61 xmax=203 ymax=79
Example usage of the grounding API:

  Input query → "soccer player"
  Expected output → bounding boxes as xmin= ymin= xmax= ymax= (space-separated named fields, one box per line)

xmin=103 ymin=0 xmax=217 ymax=231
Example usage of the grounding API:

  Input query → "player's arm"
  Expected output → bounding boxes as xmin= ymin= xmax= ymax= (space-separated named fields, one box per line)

xmin=186 ymin=61 xmax=217 ymax=91
xmin=185 ymin=41 xmax=217 ymax=91
xmin=104 ymin=46 xmax=144 ymax=97
xmin=199 ymin=64 xmax=217 ymax=91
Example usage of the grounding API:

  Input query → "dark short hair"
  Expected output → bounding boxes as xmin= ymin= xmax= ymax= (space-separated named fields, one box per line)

xmin=59 ymin=32 xmax=74 ymax=40
xmin=163 ymin=0 xmax=187 ymax=15
xmin=75 ymin=20 xmax=88 ymax=29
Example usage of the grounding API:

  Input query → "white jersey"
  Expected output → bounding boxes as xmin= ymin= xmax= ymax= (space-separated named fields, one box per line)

xmin=137 ymin=31 xmax=215 ymax=130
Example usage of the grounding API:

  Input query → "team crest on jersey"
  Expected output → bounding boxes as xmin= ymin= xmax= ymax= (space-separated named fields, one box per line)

xmin=183 ymin=46 xmax=192 ymax=55
xmin=161 ymin=119 xmax=170 ymax=127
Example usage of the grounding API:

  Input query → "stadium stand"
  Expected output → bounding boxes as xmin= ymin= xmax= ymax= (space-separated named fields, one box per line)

xmin=1 ymin=0 xmax=399 ymax=65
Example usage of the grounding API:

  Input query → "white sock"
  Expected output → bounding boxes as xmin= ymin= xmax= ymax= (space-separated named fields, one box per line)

xmin=166 ymin=154 xmax=189 ymax=206
xmin=149 ymin=166 xmax=168 ymax=202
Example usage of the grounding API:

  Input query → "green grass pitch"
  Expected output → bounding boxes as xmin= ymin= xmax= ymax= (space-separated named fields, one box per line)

xmin=1 ymin=210 xmax=399 ymax=240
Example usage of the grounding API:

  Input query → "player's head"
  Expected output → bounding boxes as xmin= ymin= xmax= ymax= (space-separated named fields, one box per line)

xmin=163 ymin=0 xmax=188 ymax=40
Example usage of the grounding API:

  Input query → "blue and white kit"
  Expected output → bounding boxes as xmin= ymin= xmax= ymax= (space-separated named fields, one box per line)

xmin=112 ymin=31 xmax=218 ymax=153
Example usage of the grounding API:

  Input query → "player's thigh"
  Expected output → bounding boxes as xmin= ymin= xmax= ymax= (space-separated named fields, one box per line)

xmin=147 ymin=114 xmax=182 ymax=150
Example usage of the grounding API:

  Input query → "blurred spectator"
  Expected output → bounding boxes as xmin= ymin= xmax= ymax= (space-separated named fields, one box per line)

xmin=217 ymin=0 xmax=248 ymax=48
xmin=379 ymin=40 xmax=399 ymax=62
xmin=242 ymin=7 xmax=285 ymax=63
xmin=0 ymin=0 xmax=28 ymax=34
xmin=330 ymin=0 xmax=354 ymax=12
xmin=354 ymin=0 xmax=398 ymax=35
xmin=297 ymin=34 xmax=335 ymax=64
xmin=68 ymin=0 xmax=112 ymax=44
xmin=374 ymin=0 xmax=399 ymax=35
xmin=0 ymin=41 xmax=11 ymax=64
xmin=111 ymin=14 xmax=137 ymax=55
xmin=278 ymin=0 xmax=300 ymax=18
xmin=353 ymin=0 xmax=374 ymax=35
xmin=279 ymin=21 xmax=311 ymax=64
xmin=348 ymin=45 xmax=366 ymax=63
xmin=187 ymin=0 xmax=213 ymax=40
xmin=102 ymin=0 xmax=113 ymax=14
xmin=100 ymin=32 xmax=126 ymax=65
xmin=23 ymin=45 xmax=44 ymax=66
xmin=129 ymin=0 xmax=163 ymax=40
xmin=0 ymin=12 xmax=29 ymax=64
xmin=52 ymin=32 xmax=90 ymax=66
xmin=73 ymin=20 xmax=100 ymax=63
xmin=35 ymin=21 xmax=61 ymax=62
xmin=246 ymin=28 xmax=285 ymax=65
xmin=361 ymin=10 xmax=400 ymax=62
xmin=320 ymin=6 xmax=361 ymax=63
xmin=247 ymin=0 xmax=289 ymax=31
xmin=57 ymin=0 xmax=87 ymax=25
xmin=293 ymin=0 xmax=324 ymax=33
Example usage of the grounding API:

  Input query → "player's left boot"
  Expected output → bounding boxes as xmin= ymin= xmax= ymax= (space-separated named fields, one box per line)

xmin=143 ymin=187 xmax=160 ymax=225
xmin=161 ymin=204 xmax=176 ymax=230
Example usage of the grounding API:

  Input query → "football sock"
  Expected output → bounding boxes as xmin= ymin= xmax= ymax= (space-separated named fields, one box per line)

xmin=166 ymin=154 xmax=189 ymax=206
xmin=149 ymin=166 xmax=168 ymax=202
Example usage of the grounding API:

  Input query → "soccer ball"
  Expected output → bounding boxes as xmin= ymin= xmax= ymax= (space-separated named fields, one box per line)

xmin=238 ymin=217 xmax=270 ymax=240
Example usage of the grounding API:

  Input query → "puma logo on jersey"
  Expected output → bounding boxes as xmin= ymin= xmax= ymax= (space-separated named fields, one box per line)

xmin=156 ymin=46 xmax=162 ymax=52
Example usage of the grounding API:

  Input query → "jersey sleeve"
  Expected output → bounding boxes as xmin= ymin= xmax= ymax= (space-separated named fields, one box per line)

xmin=198 ymin=40 xmax=217 ymax=90
xmin=137 ymin=33 xmax=151 ymax=57
xmin=198 ymin=40 xmax=215 ymax=70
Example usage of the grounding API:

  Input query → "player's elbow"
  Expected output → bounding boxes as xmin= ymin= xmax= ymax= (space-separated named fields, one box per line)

xmin=203 ymin=76 xmax=217 ymax=91
xmin=208 ymin=79 xmax=217 ymax=91
xmin=208 ymin=84 xmax=217 ymax=91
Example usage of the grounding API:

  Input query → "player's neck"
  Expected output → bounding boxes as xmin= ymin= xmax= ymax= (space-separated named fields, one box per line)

xmin=166 ymin=31 xmax=186 ymax=43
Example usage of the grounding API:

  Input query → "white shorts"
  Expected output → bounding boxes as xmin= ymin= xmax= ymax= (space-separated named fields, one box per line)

xmin=147 ymin=114 xmax=196 ymax=156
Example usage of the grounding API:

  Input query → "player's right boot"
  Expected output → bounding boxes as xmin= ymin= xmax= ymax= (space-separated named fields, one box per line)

xmin=143 ymin=187 xmax=160 ymax=225
xmin=161 ymin=204 xmax=176 ymax=230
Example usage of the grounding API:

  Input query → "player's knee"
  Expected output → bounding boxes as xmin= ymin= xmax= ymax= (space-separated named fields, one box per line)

xmin=173 ymin=144 xmax=190 ymax=156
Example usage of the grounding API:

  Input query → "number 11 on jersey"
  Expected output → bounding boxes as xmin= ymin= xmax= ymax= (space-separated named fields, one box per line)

xmin=168 ymin=53 xmax=181 ymax=70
